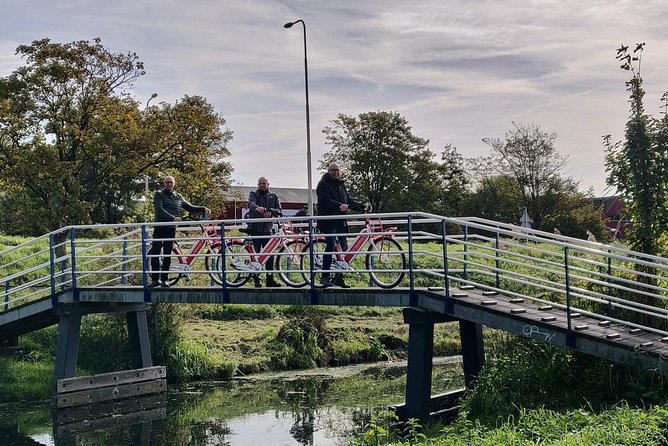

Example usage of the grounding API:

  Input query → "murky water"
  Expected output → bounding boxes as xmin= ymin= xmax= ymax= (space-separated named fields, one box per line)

xmin=0 ymin=359 xmax=462 ymax=446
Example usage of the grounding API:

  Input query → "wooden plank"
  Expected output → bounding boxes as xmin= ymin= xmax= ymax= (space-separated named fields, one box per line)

xmin=55 ymin=407 xmax=166 ymax=436
xmin=55 ymin=379 xmax=166 ymax=408
xmin=53 ymin=393 xmax=167 ymax=425
xmin=56 ymin=366 xmax=166 ymax=394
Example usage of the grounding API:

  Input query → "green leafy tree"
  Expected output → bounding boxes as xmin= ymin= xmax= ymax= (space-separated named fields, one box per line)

xmin=605 ymin=43 xmax=667 ymax=257
xmin=463 ymin=122 xmax=606 ymax=238
xmin=321 ymin=111 xmax=460 ymax=213
xmin=0 ymin=38 xmax=232 ymax=236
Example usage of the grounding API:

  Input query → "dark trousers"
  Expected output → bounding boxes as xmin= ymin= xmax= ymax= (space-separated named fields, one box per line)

xmin=322 ymin=229 xmax=348 ymax=280
xmin=150 ymin=226 xmax=176 ymax=282
xmin=251 ymin=233 xmax=274 ymax=276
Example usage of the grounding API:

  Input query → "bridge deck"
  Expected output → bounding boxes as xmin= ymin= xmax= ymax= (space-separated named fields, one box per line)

xmin=3 ymin=285 xmax=666 ymax=375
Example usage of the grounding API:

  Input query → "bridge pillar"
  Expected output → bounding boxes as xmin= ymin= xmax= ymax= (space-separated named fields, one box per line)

xmin=402 ymin=308 xmax=456 ymax=420
xmin=127 ymin=308 xmax=153 ymax=368
xmin=53 ymin=314 xmax=82 ymax=384
xmin=459 ymin=320 xmax=485 ymax=387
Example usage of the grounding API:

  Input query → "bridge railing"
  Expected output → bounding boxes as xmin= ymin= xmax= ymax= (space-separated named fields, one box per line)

xmin=1 ymin=212 xmax=667 ymax=339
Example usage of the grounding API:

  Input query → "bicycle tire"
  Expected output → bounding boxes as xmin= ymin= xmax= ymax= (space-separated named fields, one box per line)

xmin=365 ymin=237 xmax=405 ymax=288
xmin=275 ymin=240 xmax=308 ymax=288
xmin=204 ymin=246 xmax=224 ymax=285
xmin=146 ymin=244 xmax=185 ymax=286
xmin=300 ymin=239 xmax=328 ymax=287
xmin=213 ymin=241 xmax=252 ymax=287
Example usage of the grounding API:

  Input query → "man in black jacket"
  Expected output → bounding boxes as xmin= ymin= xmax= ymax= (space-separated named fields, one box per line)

xmin=316 ymin=163 xmax=366 ymax=288
xmin=150 ymin=175 xmax=210 ymax=287
xmin=247 ymin=176 xmax=282 ymax=287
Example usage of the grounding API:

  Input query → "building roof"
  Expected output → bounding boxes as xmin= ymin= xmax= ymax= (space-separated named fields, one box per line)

xmin=225 ymin=186 xmax=314 ymax=204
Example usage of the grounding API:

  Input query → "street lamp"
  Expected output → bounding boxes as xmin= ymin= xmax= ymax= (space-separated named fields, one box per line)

xmin=146 ymin=92 xmax=158 ymax=108
xmin=284 ymin=19 xmax=313 ymax=216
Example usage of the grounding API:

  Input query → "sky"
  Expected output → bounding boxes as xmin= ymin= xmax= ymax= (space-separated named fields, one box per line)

xmin=2 ymin=1 xmax=667 ymax=197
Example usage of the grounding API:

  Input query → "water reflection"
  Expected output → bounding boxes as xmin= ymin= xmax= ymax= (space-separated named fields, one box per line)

xmin=0 ymin=362 xmax=462 ymax=446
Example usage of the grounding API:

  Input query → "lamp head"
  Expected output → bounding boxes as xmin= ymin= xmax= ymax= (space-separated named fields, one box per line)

xmin=150 ymin=93 xmax=158 ymax=99
xmin=283 ymin=21 xmax=294 ymax=28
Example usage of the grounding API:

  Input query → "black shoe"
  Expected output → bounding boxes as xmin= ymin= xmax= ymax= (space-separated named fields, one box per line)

xmin=148 ymin=280 xmax=161 ymax=288
xmin=253 ymin=275 xmax=262 ymax=288
xmin=332 ymin=275 xmax=351 ymax=289
xmin=160 ymin=281 xmax=171 ymax=288
xmin=265 ymin=277 xmax=281 ymax=288
xmin=319 ymin=278 xmax=333 ymax=288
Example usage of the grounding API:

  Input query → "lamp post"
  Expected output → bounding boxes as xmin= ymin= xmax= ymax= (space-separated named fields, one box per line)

xmin=284 ymin=19 xmax=313 ymax=216
xmin=146 ymin=92 xmax=158 ymax=108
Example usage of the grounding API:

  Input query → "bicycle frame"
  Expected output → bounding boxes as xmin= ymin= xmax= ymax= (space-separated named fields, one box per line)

xmin=318 ymin=219 xmax=397 ymax=265
xmin=171 ymin=224 xmax=222 ymax=268
xmin=231 ymin=223 xmax=305 ymax=268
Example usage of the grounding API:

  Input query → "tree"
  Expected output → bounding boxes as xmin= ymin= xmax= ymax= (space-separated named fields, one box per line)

xmin=321 ymin=111 xmax=459 ymax=213
xmin=0 ymin=38 xmax=232 ymax=235
xmin=604 ymin=43 xmax=668 ymax=257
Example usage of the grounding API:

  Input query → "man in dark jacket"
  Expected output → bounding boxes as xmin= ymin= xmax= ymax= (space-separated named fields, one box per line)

xmin=247 ymin=176 xmax=282 ymax=287
xmin=316 ymin=162 xmax=366 ymax=288
xmin=150 ymin=175 xmax=210 ymax=287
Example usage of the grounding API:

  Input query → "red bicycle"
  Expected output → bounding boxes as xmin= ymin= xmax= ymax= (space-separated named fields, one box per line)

xmin=300 ymin=218 xmax=406 ymax=288
xmin=216 ymin=221 xmax=309 ymax=288
xmin=147 ymin=216 xmax=224 ymax=286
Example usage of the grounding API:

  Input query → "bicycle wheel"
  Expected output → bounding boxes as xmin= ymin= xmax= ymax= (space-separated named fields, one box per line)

xmin=212 ymin=241 xmax=252 ymax=287
xmin=300 ymin=239 xmax=328 ymax=286
xmin=204 ymin=245 xmax=224 ymax=285
xmin=275 ymin=240 xmax=308 ymax=288
xmin=147 ymin=244 xmax=185 ymax=286
xmin=366 ymin=237 xmax=405 ymax=288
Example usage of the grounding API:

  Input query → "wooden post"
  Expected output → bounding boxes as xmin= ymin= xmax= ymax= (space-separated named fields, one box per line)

xmin=459 ymin=319 xmax=485 ymax=387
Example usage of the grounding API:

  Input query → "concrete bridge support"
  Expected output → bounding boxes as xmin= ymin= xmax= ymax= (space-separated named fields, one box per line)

xmin=401 ymin=307 xmax=485 ymax=420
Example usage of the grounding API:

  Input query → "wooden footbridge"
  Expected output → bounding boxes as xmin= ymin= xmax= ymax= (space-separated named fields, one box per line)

xmin=1 ymin=212 xmax=667 ymax=420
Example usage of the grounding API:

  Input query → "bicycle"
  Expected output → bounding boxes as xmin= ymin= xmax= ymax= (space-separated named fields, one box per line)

xmin=300 ymin=217 xmax=406 ymax=288
xmin=215 ymin=221 xmax=310 ymax=288
xmin=146 ymin=215 xmax=224 ymax=286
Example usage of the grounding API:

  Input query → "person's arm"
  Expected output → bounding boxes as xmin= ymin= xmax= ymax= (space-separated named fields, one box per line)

xmin=180 ymin=197 xmax=210 ymax=216
xmin=248 ymin=191 xmax=262 ymax=216
xmin=268 ymin=194 xmax=282 ymax=217
xmin=316 ymin=182 xmax=339 ymax=213
xmin=153 ymin=191 xmax=176 ymax=221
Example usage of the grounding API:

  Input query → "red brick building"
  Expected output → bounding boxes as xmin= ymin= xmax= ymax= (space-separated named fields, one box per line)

xmin=224 ymin=186 xmax=313 ymax=219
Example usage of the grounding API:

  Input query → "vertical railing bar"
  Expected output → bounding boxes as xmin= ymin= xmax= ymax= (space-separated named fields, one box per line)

xmin=495 ymin=231 xmax=501 ymax=289
xmin=463 ymin=225 xmax=469 ymax=281
xmin=308 ymin=217 xmax=317 ymax=304
xmin=442 ymin=219 xmax=451 ymax=313
xmin=564 ymin=246 xmax=574 ymax=347
xmin=407 ymin=215 xmax=416 ymax=306
xmin=141 ymin=225 xmax=150 ymax=302
xmin=121 ymin=239 xmax=128 ymax=285
xmin=49 ymin=233 xmax=57 ymax=304
xmin=69 ymin=228 xmax=78 ymax=301
xmin=3 ymin=281 xmax=9 ymax=312
xmin=220 ymin=221 xmax=229 ymax=303
xmin=607 ymin=249 xmax=613 ymax=317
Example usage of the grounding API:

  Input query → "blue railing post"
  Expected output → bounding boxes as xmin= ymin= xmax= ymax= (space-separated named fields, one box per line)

xmin=220 ymin=221 xmax=230 ymax=303
xmin=60 ymin=259 xmax=67 ymax=292
xmin=564 ymin=246 xmax=574 ymax=347
xmin=463 ymin=225 xmax=469 ymax=281
xmin=606 ymin=250 xmax=613 ymax=317
xmin=121 ymin=239 xmax=128 ymax=285
xmin=442 ymin=220 xmax=451 ymax=313
xmin=308 ymin=217 xmax=317 ymax=305
xmin=49 ymin=233 xmax=57 ymax=304
xmin=141 ymin=225 xmax=150 ymax=302
xmin=69 ymin=228 xmax=78 ymax=301
xmin=3 ymin=281 xmax=9 ymax=312
xmin=495 ymin=232 xmax=501 ymax=289
xmin=407 ymin=215 xmax=416 ymax=306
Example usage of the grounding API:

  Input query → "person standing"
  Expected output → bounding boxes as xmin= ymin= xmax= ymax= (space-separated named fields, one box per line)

xmin=150 ymin=175 xmax=210 ymax=287
xmin=247 ymin=176 xmax=282 ymax=287
xmin=316 ymin=162 xmax=366 ymax=288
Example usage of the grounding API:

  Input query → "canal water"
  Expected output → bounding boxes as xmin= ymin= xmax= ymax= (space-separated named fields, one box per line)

xmin=0 ymin=358 xmax=462 ymax=446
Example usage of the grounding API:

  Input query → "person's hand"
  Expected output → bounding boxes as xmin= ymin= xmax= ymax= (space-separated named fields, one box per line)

xmin=263 ymin=211 xmax=272 ymax=218
xmin=174 ymin=216 xmax=182 ymax=222
xmin=339 ymin=203 xmax=349 ymax=212
xmin=256 ymin=206 xmax=266 ymax=214
xmin=204 ymin=207 xmax=211 ymax=217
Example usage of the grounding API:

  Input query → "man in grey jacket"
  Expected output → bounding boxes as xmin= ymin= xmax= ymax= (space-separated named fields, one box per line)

xmin=247 ymin=176 xmax=282 ymax=287
xmin=150 ymin=175 xmax=210 ymax=287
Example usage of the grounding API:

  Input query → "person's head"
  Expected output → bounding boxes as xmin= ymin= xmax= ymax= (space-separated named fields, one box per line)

xmin=327 ymin=163 xmax=341 ymax=180
xmin=163 ymin=176 xmax=175 ymax=193
xmin=257 ymin=176 xmax=269 ymax=192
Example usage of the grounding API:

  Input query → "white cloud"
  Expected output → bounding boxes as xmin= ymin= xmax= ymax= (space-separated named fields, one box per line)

xmin=1 ymin=0 xmax=667 ymax=196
